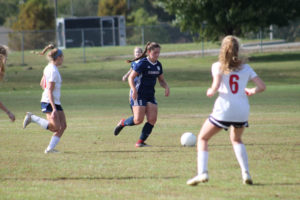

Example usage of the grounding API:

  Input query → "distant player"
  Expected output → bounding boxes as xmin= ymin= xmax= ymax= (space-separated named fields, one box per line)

xmin=0 ymin=45 xmax=15 ymax=122
xmin=23 ymin=44 xmax=67 ymax=154
xmin=114 ymin=42 xmax=170 ymax=147
xmin=187 ymin=36 xmax=266 ymax=185
xmin=122 ymin=47 xmax=143 ymax=82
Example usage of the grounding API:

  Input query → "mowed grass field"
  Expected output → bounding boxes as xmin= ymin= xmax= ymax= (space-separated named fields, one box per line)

xmin=0 ymin=47 xmax=299 ymax=199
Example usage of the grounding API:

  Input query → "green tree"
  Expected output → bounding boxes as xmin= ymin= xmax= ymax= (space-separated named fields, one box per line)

xmin=158 ymin=0 xmax=300 ymax=41
xmin=0 ymin=0 xmax=19 ymax=25
xmin=98 ymin=0 xmax=126 ymax=16
xmin=58 ymin=0 xmax=99 ymax=17
xmin=9 ymin=0 xmax=55 ymax=50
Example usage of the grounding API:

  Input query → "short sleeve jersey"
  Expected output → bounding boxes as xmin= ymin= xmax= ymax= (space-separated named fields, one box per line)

xmin=211 ymin=62 xmax=257 ymax=122
xmin=133 ymin=57 xmax=163 ymax=97
xmin=41 ymin=63 xmax=62 ymax=105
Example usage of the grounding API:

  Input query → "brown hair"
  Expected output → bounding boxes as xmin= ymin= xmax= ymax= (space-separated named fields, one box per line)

xmin=31 ymin=44 xmax=63 ymax=61
xmin=126 ymin=42 xmax=161 ymax=63
xmin=219 ymin=35 xmax=243 ymax=74
xmin=0 ymin=45 xmax=8 ymax=81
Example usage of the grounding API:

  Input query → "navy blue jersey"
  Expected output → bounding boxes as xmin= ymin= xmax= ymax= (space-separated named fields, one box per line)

xmin=131 ymin=60 xmax=140 ymax=69
xmin=133 ymin=57 xmax=163 ymax=97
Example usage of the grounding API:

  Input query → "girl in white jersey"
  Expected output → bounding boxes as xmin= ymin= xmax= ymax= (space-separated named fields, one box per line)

xmin=0 ymin=45 xmax=15 ymax=122
xmin=187 ymin=36 xmax=266 ymax=186
xmin=23 ymin=44 xmax=66 ymax=154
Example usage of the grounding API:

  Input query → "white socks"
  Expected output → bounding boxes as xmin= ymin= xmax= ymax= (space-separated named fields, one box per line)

xmin=46 ymin=136 xmax=60 ymax=151
xmin=31 ymin=114 xmax=49 ymax=130
xmin=197 ymin=150 xmax=208 ymax=175
xmin=233 ymin=143 xmax=249 ymax=173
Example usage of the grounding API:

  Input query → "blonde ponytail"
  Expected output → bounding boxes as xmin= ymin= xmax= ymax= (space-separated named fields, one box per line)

xmin=31 ymin=44 xmax=63 ymax=61
xmin=0 ymin=45 xmax=8 ymax=81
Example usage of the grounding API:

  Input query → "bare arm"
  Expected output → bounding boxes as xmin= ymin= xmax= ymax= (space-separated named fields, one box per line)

xmin=128 ymin=70 xmax=139 ymax=100
xmin=158 ymin=74 xmax=170 ymax=97
xmin=245 ymin=76 xmax=266 ymax=96
xmin=40 ymin=75 xmax=45 ymax=89
xmin=122 ymin=68 xmax=132 ymax=81
xmin=0 ymin=101 xmax=15 ymax=122
xmin=207 ymin=73 xmax=222 ymax=97
xmin=48 ymin=82 xmax=57 ymax=119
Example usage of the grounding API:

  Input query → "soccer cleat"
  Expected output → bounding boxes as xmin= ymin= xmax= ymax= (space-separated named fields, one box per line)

xmin=44 ymin=149 xmax=60 ymax=154
xmin=114 ymin=119 xmax=125 ymax=136
xmin=186 ymin=172 xmax=209 ymax=186
xmin=23 ymin=112 xmax=32 ymax=129
xmin=135 ymin=142 xmax=151 ymax=147
xmin=242 ymin=171 xmax=253 ymax=185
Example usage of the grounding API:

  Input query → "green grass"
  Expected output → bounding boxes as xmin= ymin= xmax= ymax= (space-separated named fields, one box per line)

xmin=0 ymin=50 xmax=300 ymax=199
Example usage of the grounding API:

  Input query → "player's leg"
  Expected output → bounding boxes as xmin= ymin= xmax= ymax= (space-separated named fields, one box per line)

xmin=44 ymin=111 xmax=62 ymax=153
xmin=187 ymin=119 xmax=222 ymax=185
xmin=136 ymin=102 xmax=157 ymax=147
xmin=230 ymin=126 xmax=253 ymax=185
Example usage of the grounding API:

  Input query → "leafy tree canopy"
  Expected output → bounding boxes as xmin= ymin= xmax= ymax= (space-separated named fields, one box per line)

xmin=12 ymin=0 xmax=54 ymax=31
xmin=158 ymin=0 xmax=300 ymax=41
xmin=98 ymin=0 xmax=127 ymax=16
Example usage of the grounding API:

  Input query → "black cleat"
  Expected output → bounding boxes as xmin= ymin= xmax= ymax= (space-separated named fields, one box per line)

xmin=114 ymin=119 xmax=125 ymax=136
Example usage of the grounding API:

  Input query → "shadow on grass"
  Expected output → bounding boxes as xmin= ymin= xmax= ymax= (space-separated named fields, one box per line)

xmin=249 ymin=52 xmax=300 ymax=63
xmin=252 ymin=182 xmax=300 ymax=186
xmin=1 ymin=176 xmax=179 ymax=181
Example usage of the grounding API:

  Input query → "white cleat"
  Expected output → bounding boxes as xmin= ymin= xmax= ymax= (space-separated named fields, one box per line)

xmin=242 ymin=171 xmax=253 ymax=185
xmin=44 ymin=149 xmax=60 ymax=154
xmin=23 ymin=112 xmax=32 ymax=129
xmin=187 ymin=172 xmax=209 ymax=186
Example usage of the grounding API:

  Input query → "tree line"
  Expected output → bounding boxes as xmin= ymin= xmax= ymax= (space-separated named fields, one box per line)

xmin=0 ymin=0 xmax=299 ymax=50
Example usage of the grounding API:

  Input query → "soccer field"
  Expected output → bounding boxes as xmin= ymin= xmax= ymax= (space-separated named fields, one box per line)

xmin=0 ymin=51 xmax=299 ymax=199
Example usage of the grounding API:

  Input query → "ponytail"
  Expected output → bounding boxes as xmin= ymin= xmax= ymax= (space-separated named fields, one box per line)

xmin=0 ymin=45 xmax=8 ymax=81
xmin=126 ymin=42 xmax=151 ymax=63
xmin=31 ymin=44 xmax=63 ymax=61
xmin=31 ymin=44 xmax=55 ymax=55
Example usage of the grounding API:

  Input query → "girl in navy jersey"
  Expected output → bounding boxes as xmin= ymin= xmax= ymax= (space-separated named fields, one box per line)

xmin=23 ymin=44 xmax=67 ymax=154
xmin=114 ymin=42 xmax=170 ymax=147
xmin=187 ymin=36 xmax=265 ymax=186
xmin=0 ymin=45 xmax=15 ymax=122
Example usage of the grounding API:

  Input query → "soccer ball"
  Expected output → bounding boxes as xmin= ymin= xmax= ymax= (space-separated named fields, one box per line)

xmin=180 ymin=132 xmax=197 ymax=147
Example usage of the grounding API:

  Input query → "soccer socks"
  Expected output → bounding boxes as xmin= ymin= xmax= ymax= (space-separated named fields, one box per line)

xmin=124 ymin=116 xmax=135 ymax=126
xmin=139 ymin=122 xmax=154 ymax=141
xmin=233 ymin=143 xmax=249 ymax=173
xmin=197 ymin=150 xmax=208 ymax=175
xmin=31 ymin=114 xmax=49 ymax=130
xmin=46 ymin=135 xmax=60 ymax=151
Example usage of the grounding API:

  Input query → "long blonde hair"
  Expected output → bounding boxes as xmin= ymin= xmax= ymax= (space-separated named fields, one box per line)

xmin=0 ymin=45 xmax=8 ymax=81
xmin=219 ymin=36 xmax=243 ymax=74
xmin=31 ymin=44 xmax=63 ymax=61
xmin=126 ymin=42 xmax=161 ymax=63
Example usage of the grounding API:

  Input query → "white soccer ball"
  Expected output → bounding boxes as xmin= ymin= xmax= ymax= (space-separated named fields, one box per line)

xmin=180 ymin=132 xmax=197 ymax=147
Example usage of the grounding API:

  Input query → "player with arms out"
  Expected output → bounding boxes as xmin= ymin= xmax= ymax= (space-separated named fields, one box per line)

xmin=187 ymin=36 xmax=266 ymax=186
xmin=0 ymin=45 xmax=15 ymax=122
xmin=114 ymin=42 xmax=170 ymax=147
xmin=23 ymin=44 xmax=67 ymax=154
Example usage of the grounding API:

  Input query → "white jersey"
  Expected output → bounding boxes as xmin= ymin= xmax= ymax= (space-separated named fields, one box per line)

xmin=210 ymin=62 xmax=257 ymax=122
xmin=41 ymin=63 xmax=62 ymax=105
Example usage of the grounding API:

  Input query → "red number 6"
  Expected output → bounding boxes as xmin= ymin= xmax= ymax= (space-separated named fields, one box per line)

xmin=229 ymin=74 xmax=239 ymax=94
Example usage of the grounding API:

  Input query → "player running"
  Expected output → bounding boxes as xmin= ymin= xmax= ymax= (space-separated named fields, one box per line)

xmin=187 ymin=36 xmax=266 ymax=185
xmin=114 ymin=42 xmax=170 ymax=147
xmin=23 ymin=44 xmax=67 ymax=154
xmin=0 ymin=45 xmax=15 ymax=122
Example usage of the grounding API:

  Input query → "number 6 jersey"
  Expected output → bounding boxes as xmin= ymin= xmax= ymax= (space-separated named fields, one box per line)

xmin=210 ymin=62 xmax=257 ymax=122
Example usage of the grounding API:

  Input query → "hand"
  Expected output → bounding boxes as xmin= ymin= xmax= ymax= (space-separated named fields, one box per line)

xmin=7 ymin=111 xmax=15 ymax=122
xmin=51 ymin=109 xmax=57 ymax=120
xmin=245 ymin=88 xmax=254 ymax=96
xmin=131 ymin=90 xmax=137 ymax=100
xmin=122 ymin=75 xmax=127 ymax=82
xmin=206 ymin=88 xmax=215 ymax=97
xmin=165 ymin=87 xmax=170 ymax=97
